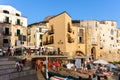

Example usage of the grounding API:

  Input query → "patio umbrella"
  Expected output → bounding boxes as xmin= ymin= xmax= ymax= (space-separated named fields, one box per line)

xmin=93 ymin=59 xmax=109 ymax=65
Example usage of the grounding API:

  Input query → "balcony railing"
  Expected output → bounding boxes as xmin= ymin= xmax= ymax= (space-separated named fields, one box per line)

xmin=43 ymin=40 xmax=54 ymax=45
xmin=68 ymin=28 xmax=72 ymax=33
xmin=68 ymin=37 xmax=74 ymax=43
xmin=3 ymin=43 xmax=10 ymax=47
xmin=78 ymin=33 xmax=83 ymax=36
xmin=48 ymin=30 xmax=54 ymax=35
xmin=3 ymin=31 xmax=12 ymax=36
xmin=92 ymin=42 xmax=97 ymax=46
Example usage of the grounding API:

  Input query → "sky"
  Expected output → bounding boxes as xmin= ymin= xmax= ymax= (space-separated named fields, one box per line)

xmin=0 ymin=0 xmax=120 ymax=27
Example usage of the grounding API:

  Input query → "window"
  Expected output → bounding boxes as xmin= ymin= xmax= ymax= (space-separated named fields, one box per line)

xmin=111 ymin=37 xmax=114 ymax=40
xmin=95 ymin=22 xmax=98 ymax=27
xmin=68 ymin=23 xmax=72 ymax=33
xmin=50 ymin=36 xmax=54 ymax=43
xmin=40 ymin=42 xmax=42 ymax=46
xmin=18 ymin=35 xmax=26 ymax=41
xmin=3 ymin=10 xmax=9 ymax=14
xmin=16 ymin=13 xmax=20 ymax=16
xmin=39 ymin=28 xmax=42 ymax=32
xmin=23 ymin=36 xmax=26 ymax=41
xmin=4 ymin=17 xmax=9 ymax=23
xmin=3 ymin=39 xmax=9 ymax=43
xmin=40 ymin=34 xmax=42 ymax=39
xmin=79 ymin=29 xmax=83 ymax=36
xmin=5 ymin=28 xmax=9 ymax=34
xmin=16 ymin=19 xmax=20 ymax=25
xmin=110 ymin=29 xmax=114 ymax=35
xmin=17 ymin=29 xmax=20 ymax=36
xmin=111 ymin=22 xmax=114 ymax=26
xmin=79 ymin=37 xmax=83 ymax=43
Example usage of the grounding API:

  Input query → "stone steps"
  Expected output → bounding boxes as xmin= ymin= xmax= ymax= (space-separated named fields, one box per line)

xmin=0 ymin=69 xmax=36 ymax=80
xmin=0 ymin=57 xmax=38 ymax=80
xmin=0 ymin=61 xmax=16 ymax=65
xmin=0 ymin=66 xmax=31 ymax=75
xmin=0 ymin=64 xmax=15 ymax=70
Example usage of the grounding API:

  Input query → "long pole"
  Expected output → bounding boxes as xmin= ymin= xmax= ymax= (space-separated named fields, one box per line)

xmin=21 ymin=33 xmax=23 ymax=55
xmin=46 ymin=56 xmax=49 ymax=80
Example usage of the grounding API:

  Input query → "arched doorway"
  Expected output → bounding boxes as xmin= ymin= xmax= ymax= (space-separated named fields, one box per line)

xmin=75 ymin=51 xmax=85 ymax=67
xmin=91 ymin=47 xmax=96 ymax=59
xmin=76 ymin=51 xmax=84 ymax=56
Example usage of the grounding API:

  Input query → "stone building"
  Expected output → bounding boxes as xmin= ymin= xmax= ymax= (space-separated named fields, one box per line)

xmin=0 ymin=5 xmax=27 ymax=50
xmin=42 ymin=12 xmax=120 ymax=61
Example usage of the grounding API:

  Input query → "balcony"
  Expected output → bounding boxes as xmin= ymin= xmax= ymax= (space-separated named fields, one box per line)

xmin=92 ymin=42 xmax=97 ymax=46
xmin=3 ymin=43 xmax=10 ymax=47
xmin=68 ymin=37 xmax=74 ymax=43
xmin=43 ymin=40 xmax=54 ymax=45
xmin=4 ymin=21 xmax=11 ymax=24
xmin=68 ymin=28 xmax=72 ymax=33
xmin=48 ymin=30 xmax=54 ymax=35
xmin=78 ymin=33 xmax=83 ymax=36
xmin=3 ymin=31 xmax=11 ymax=36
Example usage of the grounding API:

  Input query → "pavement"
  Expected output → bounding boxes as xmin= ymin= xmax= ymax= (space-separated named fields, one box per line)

xmin=36 ymin=71 xmax=45 ymax=80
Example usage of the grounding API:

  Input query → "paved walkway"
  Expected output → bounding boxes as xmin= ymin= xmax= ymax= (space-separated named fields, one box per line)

xmin=10 ymin=74 xmax=38 ymax=80
xmin=36 ymin=70 xmax=45 ymax=80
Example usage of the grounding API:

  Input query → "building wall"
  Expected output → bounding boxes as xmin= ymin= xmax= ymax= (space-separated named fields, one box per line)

xmin=79 ymin=20 xmax=120 ymax=61
xmin=27 ymin=22 xmax=48 ymax=48
xmin=43 ymin=12 xmax=86 ymax=58
xmin=0 ymin=5 xmax=27 ymax=50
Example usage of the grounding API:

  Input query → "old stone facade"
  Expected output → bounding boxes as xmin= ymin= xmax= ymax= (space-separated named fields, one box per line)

xmin=42 ymin=12 xmax=120 ymax=61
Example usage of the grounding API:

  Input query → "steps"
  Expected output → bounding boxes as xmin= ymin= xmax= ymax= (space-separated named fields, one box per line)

xmin=0 ymin=57 xmax=38 ymax=80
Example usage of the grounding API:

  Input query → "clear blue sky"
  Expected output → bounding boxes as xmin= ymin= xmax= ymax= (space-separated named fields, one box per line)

xmin=0 ymin=0 xmax=120 ymax=27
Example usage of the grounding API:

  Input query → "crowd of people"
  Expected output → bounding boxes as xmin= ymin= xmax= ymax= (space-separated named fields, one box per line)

xmin=34 ymin=57 xmax=119 ymax=80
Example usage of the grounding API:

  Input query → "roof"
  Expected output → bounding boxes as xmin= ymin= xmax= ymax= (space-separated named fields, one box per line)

xmin=47 ymin=11 xmax=72 ymax=21
xmin=28 ymin=21 xmax=48 ymax=27
xmin=0 ymin=5 xmax=21 ymax=15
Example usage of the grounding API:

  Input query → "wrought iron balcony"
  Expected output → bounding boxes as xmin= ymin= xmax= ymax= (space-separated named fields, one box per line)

xmin=3 ymin=31 xmax=11 ymax=36
xmin=43 ymin=40 xmax=54 ymax=45
xmin=48 ymin=30 xmax=54 ymax=35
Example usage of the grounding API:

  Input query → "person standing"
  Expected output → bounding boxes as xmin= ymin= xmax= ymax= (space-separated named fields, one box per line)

xmin=27 ymin=48 xmax=31 ymax=55
xmin=7 ymin=46 xmax=11 ymax=56
xmin=10 ymin=46 xmax=14 ymax=56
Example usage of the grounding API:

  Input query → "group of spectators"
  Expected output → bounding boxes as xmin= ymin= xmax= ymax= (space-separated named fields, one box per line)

xmin=4 ymin=46 xmax=15 ymax=56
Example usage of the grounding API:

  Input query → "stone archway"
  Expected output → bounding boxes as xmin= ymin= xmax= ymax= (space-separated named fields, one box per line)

xmin=91 ymin=47 xmax=96 ymax=59
xmin=75 ymin=51 xmax=84 ymax=56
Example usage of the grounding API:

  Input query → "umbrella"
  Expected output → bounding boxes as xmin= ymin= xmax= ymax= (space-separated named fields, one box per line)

xmin=93 ymin=59 xmax=109 ymax=65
